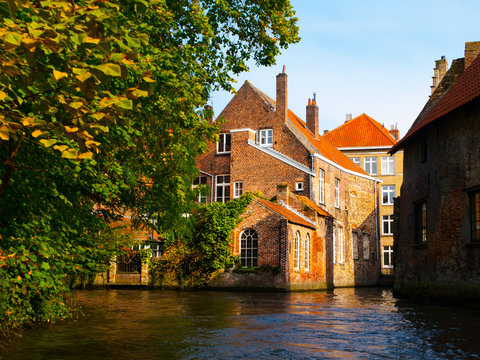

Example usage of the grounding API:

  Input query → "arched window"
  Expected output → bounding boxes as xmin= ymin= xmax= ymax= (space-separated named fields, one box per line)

xmin=240 ymin=229 xmax=258 ymax=267
xmin=304 ymin=233 xmax=310 ymax=271
xmin=294 ymin=231 xmax=300 ymax=270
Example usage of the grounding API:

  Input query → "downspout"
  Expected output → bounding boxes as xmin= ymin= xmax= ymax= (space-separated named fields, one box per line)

xmin=309 ymin=153 xmax=315 ymax=200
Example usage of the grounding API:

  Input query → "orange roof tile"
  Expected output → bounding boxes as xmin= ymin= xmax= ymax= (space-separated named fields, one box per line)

xmin=392 ymin=53 xmax=480 ymax=153
xmin=295 ymin=195 xmax=333 ymax=218
xmin=256 ymin=197 xmax=316 ymax=229
xmin=324 ymin=113 xmax=397 ymax=148
xmin=287 ymin=110 xmax=370 ymax=175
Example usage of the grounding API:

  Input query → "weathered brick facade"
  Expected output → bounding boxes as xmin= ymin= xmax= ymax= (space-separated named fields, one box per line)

xmin=199 ymin=71 xmax=380 ymax=290
xmin=392 ymin=42 xmax=480 ymax=301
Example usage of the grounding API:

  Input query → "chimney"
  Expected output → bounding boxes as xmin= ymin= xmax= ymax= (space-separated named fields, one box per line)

xmin=345 ymin=113 xmax=352 ymax=123
xmin=204 ymin=105 xmax=213 ymax=122
xmin=389 ymin=123 xmax=399 ymax=141
xmin=323 ymin=130 xmax=329 ymax=135
xmin=306 ymin=97 xmax=319 ymax=138
xmin=430 ymin=56 xmax=448 ymax=94
xmin=465 ymin=41 xmax=480 ymax=69
xmin=276 ymin=182 xmax=289 ymax=206
xmin=276 ymin=66 xmax=288 ymax=122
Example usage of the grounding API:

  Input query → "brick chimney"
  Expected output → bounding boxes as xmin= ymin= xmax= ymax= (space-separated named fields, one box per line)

xmin=389 ymin=124 xmax=399 ymax=141
xmin=306 ymin=98 xmax=319 ymax=138
xmin=276 ymin=66 xmax=288 ymax=122
xmin=465 ymin=41 xmax=480 ymax=69
xmin=276 ymin=182 xmax=289 ymax=206
xmin=430 ymin=56 xmax=448 ymax=94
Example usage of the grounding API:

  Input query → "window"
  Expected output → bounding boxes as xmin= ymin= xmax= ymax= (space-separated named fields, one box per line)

xmin=382 ymin=246 xmax=393 ymax=269
xmin=364 ymin=157 xmax=378 ymax=175
xmin=471 ymin=191 xmax=480 ymax=242
xmin=294 ymin=231 xmax=300 ymax=270
xmin=381 ymin=156 xmax=395 ymax=175
xmin=240 ymin=229 xmax=258 ymax=267
xmin=352 ymin=232 xmax=359 ymax=260
xmin=332 ymin=226 xmax=336 ymax=264
xmin=338 ymin=227 xmax=344 ymax=264
xmin=334 ymin=178 xmax=340 ymax=208
xmin=193 ymin=176 xmax=208 ymax=203
xmin=259 ymin=129 xmax=273 ymax=147
xmin=362 ymin=235 xmax=370 ymax=260
xmin=304 ymin=233 xmax=310 ymax=271
xmin=234 ymin=181 xmax=243 ymax=198
xmin=217 ymin=133 xmax=231 ymax=154
xmin=215 ymin=175 xmax=230 ymax=203
xmin=415 ymin=201 xmax=427 ymax=243
xmin=319 ymin=169 xmax=325 ymax=204
xmin=350 ymin=157 xmax=361 ymax=167
xmin=382 ymin=215 xmax=393 ymax=235
xmin=295 ymin=181 xmax=303 ymax=191
xmin=382 ymin=185 xmax=395 ymax=205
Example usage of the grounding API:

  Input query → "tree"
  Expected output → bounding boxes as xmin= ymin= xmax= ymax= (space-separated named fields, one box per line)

xmin=0 ymin=0 xmax=299 ymax=332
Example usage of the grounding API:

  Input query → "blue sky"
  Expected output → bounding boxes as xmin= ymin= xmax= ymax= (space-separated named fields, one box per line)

xmin=209 ymin=0 xmax=479 ymax=138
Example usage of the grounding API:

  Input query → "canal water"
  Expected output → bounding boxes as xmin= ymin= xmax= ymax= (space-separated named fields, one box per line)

xmin=3 ymin=288 xmax=480 ymax=359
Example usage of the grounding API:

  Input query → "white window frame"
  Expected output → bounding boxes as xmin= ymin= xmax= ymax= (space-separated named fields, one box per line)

xmin=215 ymin=175 xmax=230 ymax=203
xmin=233 ymin=181 xmax=243 ymax=198
xmin=364 ymin=156 xmax=378 ymax=175
xmin=295 ymin=181 xmax=303 ymax=191
xmin=294 ymin=231 xmax=300 ymax=270
xmin=259 ymin=129 xmax=273 ymax=147
xmin=382 ymin=185 xmax=395 ymax=205
xmin=319 ymin=169 xmax=325 ymax=204
xmin=338 ymin=227 xmax=344 ymax=264
xmin=304 ymin=233 xmax=310 ymax=272
xmin=381 ymin=156 xmax=395 ymax=175
xmin=193 ymin=176 xmax=208 ymax=203
xmin=240 ymin=229 xmax=258 ymax=267
xmin=382 ymin=215 xmax=394 ymax=235
xmin=333 ymin=226 xmax=336 ymax=264
xmin=382 ymin=246 xmax=393 ymax=269
xmin=334 ymin=178 xmax=340 ymax=208
xmin=350 ymin=157 xmax=361 ymax=167
xmin=216 ymin=133 xmax=231 ymax=154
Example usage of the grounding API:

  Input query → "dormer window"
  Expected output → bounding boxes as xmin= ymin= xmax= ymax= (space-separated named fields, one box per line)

xmin=259 ymin=129 xmax=273 ymax=147
xmin=217 ymin=133 xmax=231 ymax=154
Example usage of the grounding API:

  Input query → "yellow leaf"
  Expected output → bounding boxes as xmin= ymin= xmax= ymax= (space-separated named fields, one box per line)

xmin=5 ymin=32 xmax=22 ymax=47
xmin=143 ymin=76 xmax=156 ymax=83
xmin=83 ymin=36 xmax=100 ymax=44
xmin=91 ymin=113 xmax=105 ymax=121
xmin=54 ymin=145 xmax=68 ymax=152
xmin=85 ymin=140 xmax=100 ymax=148
xmin=90 ymin=124 xmax=109 ymax=132
xmin=69 ymin=102 xmax=83 ymax=109
xmin=39 ymin=139 xmax=57 ymax=147
xmin=65 ymin=126 xmax=78 ymax=132
xmin=0 ymin=90 xmax=7 ymax=101
xmin=75 ymin=72 xmax=92 ymax=82
xmin=61 ymin=149 xmax=78 ymax=159
xmin=17 ymin=275 xmax=22 ymax=281
xmin=21 ymin=117 xmax=35 ymax=126
xmin=53 ymin=70 xmax=68 ymax=80
xmin=31 ymin=129 xmax=43 ymax=138
xmin=131 ymin=89 xmax=149 ymax=97
xmin=95 ymin=63 xmax=121 ymax=77
xmin=0 ymin=126 xmax=9 ymax=141
xmin=78 ymin=152 xmax=93 ymax=159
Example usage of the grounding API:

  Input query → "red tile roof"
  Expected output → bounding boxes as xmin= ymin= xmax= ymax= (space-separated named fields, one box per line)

xmin=323 ymin=113 xmax=397 ymax=148
xmin=287 ymin=110 xmax=370 ymax=176
xmin=247 ymin=82 xmax=369 ymax=177
xmin=295 ymin=195 xmax=333 ymax=218
xmin=391 ymin=53 xmax=480 ymax=153
xmin=256 ymin=197 xmax=316 ymax=229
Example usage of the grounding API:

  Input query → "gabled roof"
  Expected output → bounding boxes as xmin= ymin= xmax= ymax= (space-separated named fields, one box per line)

xmin=256 ymin=197 xmax=316 ymax=229
xmin=295 ymin=195 xmax=333 ymax=218
xmin=391 ymin=53 xmax=480 ymax=153
xmin=243 ymin=82 xmax=368 ymax=176
xmin=323 ymin=113 xmax=397 ymax=148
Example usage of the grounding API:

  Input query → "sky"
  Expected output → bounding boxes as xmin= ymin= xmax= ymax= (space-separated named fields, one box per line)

xmin=209 ymin=0 xmax=480 ymax=138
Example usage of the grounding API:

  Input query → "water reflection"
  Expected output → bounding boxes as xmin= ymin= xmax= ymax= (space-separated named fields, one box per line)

xmin=3 ymin=288 xmax=480 ymax=359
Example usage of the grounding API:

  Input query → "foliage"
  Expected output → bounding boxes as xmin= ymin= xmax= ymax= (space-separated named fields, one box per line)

xmin=0 ymin=0 xmax=299 ymax=333
xmin=151 ymin=193 xmax=254 ymax=286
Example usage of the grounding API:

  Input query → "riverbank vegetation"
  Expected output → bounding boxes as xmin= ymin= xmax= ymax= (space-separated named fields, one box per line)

xmin=0 ymin=0 xmax=299 ymax=336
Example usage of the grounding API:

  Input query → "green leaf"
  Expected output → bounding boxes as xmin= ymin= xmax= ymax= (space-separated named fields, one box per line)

xmin=39 ymin=139 xmax=57 ymax=147
xmin=95 ymin=63 xmax=121 ymax=77
xmin=131 ymin=89 xmax=148 ymax=97
xmin=5 ymin=32 xmax=23 ymax=46
xmin=116 ymin=99 xmax=132 ymax=110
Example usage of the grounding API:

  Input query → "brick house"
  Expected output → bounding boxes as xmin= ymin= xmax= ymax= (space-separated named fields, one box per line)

xmin=324 ymin=113 xmax=403 ymax=275
xmin=390 ymin=42 xmax=480 ymax=301
xmin=197 ymin=70 xmax=380 ymax=289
